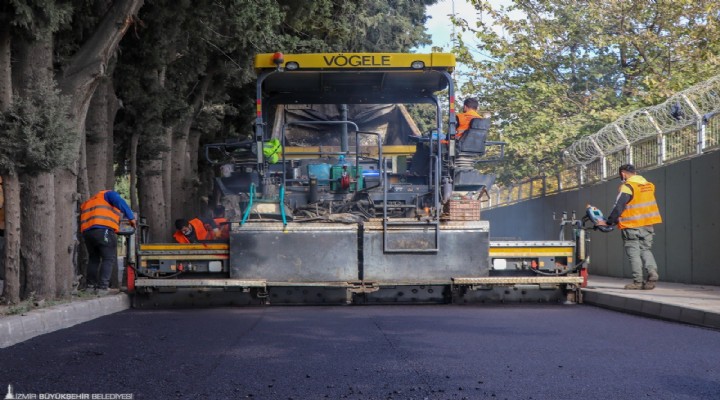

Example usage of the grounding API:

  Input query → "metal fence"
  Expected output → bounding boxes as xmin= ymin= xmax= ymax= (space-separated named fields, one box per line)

xmin=482 ymin=75 xmax=720 ymax=209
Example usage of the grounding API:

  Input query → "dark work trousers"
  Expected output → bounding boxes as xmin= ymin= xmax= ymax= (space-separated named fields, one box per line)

xmin=621 ymin=226 xmax=658 ymax=284
xmin=83 ymin=228 xmax=118 ymax=289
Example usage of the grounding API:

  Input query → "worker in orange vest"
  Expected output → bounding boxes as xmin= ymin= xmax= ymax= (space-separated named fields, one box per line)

xmin=173 ymin=217 xmax=221 ymax=243
xmin=441 ymin=98 xmax=483 ymax=145
xmin=597 ymin=164 xmax=662 ymax=290
xmin=80 ymin=190 xmax=135 ymax=295
xmin=455 ymin=98 xmax=482 ymax=139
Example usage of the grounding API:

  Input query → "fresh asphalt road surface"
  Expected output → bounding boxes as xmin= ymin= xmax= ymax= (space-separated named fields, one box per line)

xmin=1 ymin=304 xmax=718 ymax=400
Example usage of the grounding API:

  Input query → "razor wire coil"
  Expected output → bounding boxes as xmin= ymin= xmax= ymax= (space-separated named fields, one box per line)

xmin=564 ymin=75 xmax=720 ymax=165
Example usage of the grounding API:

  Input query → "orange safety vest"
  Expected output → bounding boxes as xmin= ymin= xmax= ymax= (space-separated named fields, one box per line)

xmin=173 ymin=230 xmax=191 ymax=244
xmin=213 ymin=217 xmax=230 ymax=240
xmin=618 ymin=179 xmax=662 ymax=229
xmin=80 ymin=190 xmax=122 ymax=232
xmin=173 ymin=218 xmax=212 ymax=243
xmin=456 ymin=109 xmax=481 ymax=139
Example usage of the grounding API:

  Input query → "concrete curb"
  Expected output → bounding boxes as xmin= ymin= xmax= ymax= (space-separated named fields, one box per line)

xmin=581 ymin=275 xmax=720 ymax=330
xmin=582 ymin=288 xmax=720 ymax=330
xmin=0 ymin=294 xmax=131 ymax=348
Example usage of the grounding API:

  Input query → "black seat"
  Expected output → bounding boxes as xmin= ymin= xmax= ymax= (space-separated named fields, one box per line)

xmin=457 ymin=117 xmax=489 ymax=155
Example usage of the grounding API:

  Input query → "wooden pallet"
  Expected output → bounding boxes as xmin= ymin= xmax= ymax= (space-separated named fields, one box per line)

xmin=444 ymin=199 xmax=481 ymax=221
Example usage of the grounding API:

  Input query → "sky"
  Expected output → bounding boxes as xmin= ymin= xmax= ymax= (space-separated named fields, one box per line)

xmin=418 ymin=0 xmax=482 ymax=52
xmin=414 ymin=0 xmax=489 ymax=95
xmin=415 ymin=0 xmax=521 ymax=96
xmin=417 ymin=0 xmax=521 ymax=53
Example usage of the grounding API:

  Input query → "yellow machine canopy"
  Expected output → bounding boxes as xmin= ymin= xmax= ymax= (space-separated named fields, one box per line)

xmin=255 ymin=52 xmax=456 ymax=105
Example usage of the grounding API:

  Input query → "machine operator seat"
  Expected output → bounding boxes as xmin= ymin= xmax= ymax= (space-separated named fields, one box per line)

xmin=458 ymin=117 xmax=489 ymax=154
xmin=455 ymin=117 xmax=490 ymax=169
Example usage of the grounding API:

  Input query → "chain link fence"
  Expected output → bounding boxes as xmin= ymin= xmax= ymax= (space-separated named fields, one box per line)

xmin=482 ymin=75 xmax=720 ymax=209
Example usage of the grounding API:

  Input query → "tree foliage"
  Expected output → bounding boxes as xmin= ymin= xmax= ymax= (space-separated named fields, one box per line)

xmin=4 ymin=0 xmax=72 ymax=40
xmin=113 ymin=0 xmax=438 ymax=162
xmin=452 ymin=0 xmax=720 ymax=182
xmin=1 ymin=0 xmax=439 ymax=302
xmin=113 ymin=0 xmax=286 ymax=162
xmin=0 ymin=1 xmax=78 ymax=176
xmin=278 ymin=0 xmax=434 ymax=53
xmin=0 ymin=76 xmax=76 ymax=174
xmin=406 ymin=103 xmax=439 ymax=135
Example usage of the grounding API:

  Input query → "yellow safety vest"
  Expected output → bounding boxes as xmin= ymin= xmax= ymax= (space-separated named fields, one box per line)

xmin=618 ymin=177 xmax=662 ymax=229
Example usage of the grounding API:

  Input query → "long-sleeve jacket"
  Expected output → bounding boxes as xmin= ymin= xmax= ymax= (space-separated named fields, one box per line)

xmin=80 ymin=190 xmax=134 ymax=232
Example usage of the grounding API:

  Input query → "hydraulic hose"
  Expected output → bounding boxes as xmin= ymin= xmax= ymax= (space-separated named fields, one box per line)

xmin=241 ymin=183 xmax=256 ymax=225
xmin=280 ymin=184 xmax=287 ymax=225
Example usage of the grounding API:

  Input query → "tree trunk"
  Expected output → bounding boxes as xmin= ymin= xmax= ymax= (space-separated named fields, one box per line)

xmin=106 ymin=81 xmax=120 ymax=187
xmin=0 ymin=26 xmax=10 ymax=105
xmin=21 ymin=172 xmax=56 ymax=300
xmin=85 ymin=84 xmax=107 ymax=194
xmin=162 ymin=127 xmax=173 ymax=223
xmin=154 ymin=66 xmax=174 ymax=227
xmin=171 ymin=73 xmax=213 ymax=220
xmin=77 ymin=133 xmax=90 ymax=201
xmin=138 ymin=158 xmax=169 ymax=242
xmin=76 ymin=137 xmax=89 ymax=291
xmin=60 ymin=0 xmax=144 ymax=200
xmin=54 ymin=169 xmax=79 ymax=298
xmin=55 ymin=0 xmax=144 ymax=297
xmin=188 ymin=129 xmax=205 ymax=215
xmin=129 ymin=133 xmax=139 ymax=211
xmin=1 ymin=173 xmax=20 ymax=304
xmin=13 ymin=33 xmax=57 ymax=301
xmin=171 ymin=125 xmax=190 ymax=219
xmin=59 ymin=0 xmax=145 ymax=99
xmin=85 ymin=78 xmax=117 ymax=194
xmin=0 ymin=25 xmax=20 ymax=304
xmin=55 ymin=62 xmax=98 ymax=299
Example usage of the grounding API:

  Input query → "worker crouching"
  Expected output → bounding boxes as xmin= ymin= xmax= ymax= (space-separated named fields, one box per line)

xmin=173 ymin=217 xmax=223 ymax=243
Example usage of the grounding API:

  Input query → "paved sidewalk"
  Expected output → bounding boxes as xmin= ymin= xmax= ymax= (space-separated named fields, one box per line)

xmin=0 ymin=294 xmax=131 ymax=348
xmin=582 ymin=275 xmax=720 ymax=330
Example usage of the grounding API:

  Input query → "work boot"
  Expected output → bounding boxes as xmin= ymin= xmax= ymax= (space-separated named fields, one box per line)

xmin=96 ymin=288 xmax=120 ymax=296
xmin=642 ymin=281 xmax=656 ymax=290
xmin=75 ymin=285 xmax=95 ymax=296
xmin=647 ymin=271 xmax=659 ymax=282
xmin=624 ymin=282 xmax=644 ymax=290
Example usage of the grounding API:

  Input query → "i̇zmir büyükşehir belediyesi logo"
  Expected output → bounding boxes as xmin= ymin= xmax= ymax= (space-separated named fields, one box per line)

xmin=3 ymin=384 xmax=133 ymax=399
xmin=4 ymin=384 xmax=15 ymax=399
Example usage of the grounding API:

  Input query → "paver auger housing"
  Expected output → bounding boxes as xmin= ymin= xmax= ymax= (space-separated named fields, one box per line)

xmin=128 ymin=52 xmax=585 ymax=306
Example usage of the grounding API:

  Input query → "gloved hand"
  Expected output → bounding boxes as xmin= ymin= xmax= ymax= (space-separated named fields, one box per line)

xmin=213 ymin=228 xmax=222 ymax=239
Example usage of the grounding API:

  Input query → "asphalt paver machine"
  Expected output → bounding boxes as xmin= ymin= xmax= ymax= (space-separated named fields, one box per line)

xmin=128 ymin=52 xmax=585 ymax=306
